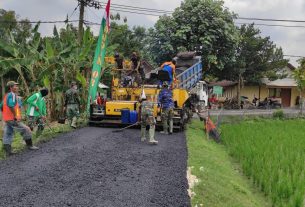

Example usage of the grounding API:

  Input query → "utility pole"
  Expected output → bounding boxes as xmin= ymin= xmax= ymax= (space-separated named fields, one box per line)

xmin=77 ymin=0 xmax=104 ymax=43
xmin=78 ymin=0 xmax=85 ymax=43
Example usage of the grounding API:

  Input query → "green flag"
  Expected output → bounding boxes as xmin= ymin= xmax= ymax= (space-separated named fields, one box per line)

xmin=87 ymin=0 xmax=111 ymax=111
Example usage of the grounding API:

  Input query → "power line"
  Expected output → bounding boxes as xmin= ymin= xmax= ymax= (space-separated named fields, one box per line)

xmin=236 ymin=22 xmax=305 ymax=28
xmin=284 ymin=55 xmax=305 ymax=58
xmin=0 ymin=20 xmax=79 ymax=24
xmin=98 ymin=2 xmax=172 ymax=14
xmin=93 ymin=1 xmax=305 ymax=24
xmin=238 ymin=17 xmax=305 ymax=23
xmin=69 ymin=3 xmax=80 ymax=19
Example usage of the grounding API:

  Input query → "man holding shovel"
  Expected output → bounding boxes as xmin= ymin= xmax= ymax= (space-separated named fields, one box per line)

xmin=26 ymin=88 xmax=49 ymax=138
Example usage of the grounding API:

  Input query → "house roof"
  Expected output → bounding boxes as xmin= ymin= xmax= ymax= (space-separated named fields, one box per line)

xmin=208 ymin=80 xmax=238 ymax=87
xmin=287 ymin=63 xmax=296 ymax=71
xmin=266 ymin=78 xmax=297 ymax=87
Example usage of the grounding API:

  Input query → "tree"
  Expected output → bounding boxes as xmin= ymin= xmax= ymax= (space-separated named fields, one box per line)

xmin=293 ymin=58 xmax=305 ymax=114
xmin=214 ymin=24 xmax=287 ymax=106
xmin=0 ymin=9 xmax=32 ymax=43
xmin=220 ymin=24 xmax=287 ymax=82
xmin=148 ymin=0 xmax=239 ymax=67
xmin=108 ymin=22 xmax=147 ymax=58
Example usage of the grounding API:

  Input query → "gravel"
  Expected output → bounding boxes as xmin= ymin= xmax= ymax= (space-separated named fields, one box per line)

xmin=0 ymin=127 xmax=190 ymax=207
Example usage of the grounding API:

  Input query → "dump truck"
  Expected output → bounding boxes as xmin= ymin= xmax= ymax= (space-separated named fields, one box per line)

xmin=89 ymin=52 xmax=208 ymax=131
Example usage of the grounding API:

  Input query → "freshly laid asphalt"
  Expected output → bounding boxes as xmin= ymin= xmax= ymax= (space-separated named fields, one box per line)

xmin=0 ymin=127 xmax=190 ymax=207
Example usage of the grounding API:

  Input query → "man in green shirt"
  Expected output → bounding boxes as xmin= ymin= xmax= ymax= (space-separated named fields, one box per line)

xmin=26 ymin=88 xmax=48 ymax=138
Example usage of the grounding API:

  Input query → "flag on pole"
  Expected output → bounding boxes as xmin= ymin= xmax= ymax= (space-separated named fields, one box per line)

xmin=87 ymin=0 xmax=111 ymax=111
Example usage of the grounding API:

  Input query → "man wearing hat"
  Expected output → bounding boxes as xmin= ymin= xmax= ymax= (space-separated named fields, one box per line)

xmin=158 ymin=81 xmax=174 ymax=135
xmin=64 ymin=81 xmax=80 ymax=128
xmin=139 ymin=89 xmax=158 ymax=145
xmin=26 ymin=88 xmax=49 ymax=137
xmin=1 ymin=81 xmax=39 ymax=156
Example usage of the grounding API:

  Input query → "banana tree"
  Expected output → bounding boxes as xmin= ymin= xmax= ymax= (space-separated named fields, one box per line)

xmin=0 ymin=24 xmax=42 ymax=95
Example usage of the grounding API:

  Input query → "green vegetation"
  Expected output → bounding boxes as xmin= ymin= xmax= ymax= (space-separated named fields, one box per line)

xmin=272 ymin=109 xmax=284 ymax=119
xmin=222 ymin=119 xmax=305 ymax=207
xmin=186 ymin=120 xmax=270 ymax=207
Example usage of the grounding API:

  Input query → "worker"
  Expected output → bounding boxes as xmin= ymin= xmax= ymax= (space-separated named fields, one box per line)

xmin=160 ymin=59 xmax=176 ymax=86
xmin=26 ymin=88 xmax=49 ymax=138
xmin=64 ymin=81 xmax=80 ymax=129
xmin=140 ymin=90 xmax=158 ymax=144
xmin=158 ymin=81 xmax=174 ymax=135
xmin=131 ymin=52 xmax=145 ymax=83
xmin=114 ymin=52 xmax=124 ymax=69
xmin=1 ymin=81 xmax=39 ymax=156
xmin=114 ymin=52 xmax=124 ymax=80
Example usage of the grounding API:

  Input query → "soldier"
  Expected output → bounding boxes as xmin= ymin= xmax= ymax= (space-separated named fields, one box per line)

xmin=64 ymin=81 xmax=80 ymax=129
xmin=26 ymin=88 xmax=49 ymax=138
xmin=158 ymin=81 xmax=174 ymax=135
xmin=1 ymin=81 xmax=39 ymax=156
xmin=140 ymin=91 xmax=158 ymax=145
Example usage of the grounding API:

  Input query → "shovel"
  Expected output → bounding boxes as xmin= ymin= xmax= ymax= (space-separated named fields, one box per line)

xmin=112 ymin=122 xmax=140 ymax=133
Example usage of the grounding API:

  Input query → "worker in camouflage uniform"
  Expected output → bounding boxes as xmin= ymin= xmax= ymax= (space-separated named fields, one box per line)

xmin=158 ymin=81 xmax=174 ymax=135
xmin=64 ymin=81 xmax=80 ymax=128
xmin=140 ymin=91 xmax=158 ymax=145
xmin=26 ymin=88 xmax=49 ymax=138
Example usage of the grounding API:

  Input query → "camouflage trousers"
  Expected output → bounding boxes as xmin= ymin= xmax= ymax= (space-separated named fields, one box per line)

xmin=27 ymin=116 xmax=45 ymax=138
xmin=161 ymin=108 xmax=174 ymax=133
xmin=140 ymin=114 xmax=156 ymax=142
xmin=66 ymin=104 xmax=79 ymax=128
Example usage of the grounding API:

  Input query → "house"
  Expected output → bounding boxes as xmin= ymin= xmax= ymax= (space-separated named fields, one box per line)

xmin=209 ymin=63 xmax=299 ymax=107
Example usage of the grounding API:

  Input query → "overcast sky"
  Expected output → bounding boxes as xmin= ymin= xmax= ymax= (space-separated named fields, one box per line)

xmin=1 ymin=0 xmax=304 ymax=66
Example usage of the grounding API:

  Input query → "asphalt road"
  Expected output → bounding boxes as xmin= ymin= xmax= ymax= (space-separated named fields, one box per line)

xmin=0 ymin=127 xmax=190 ymax=207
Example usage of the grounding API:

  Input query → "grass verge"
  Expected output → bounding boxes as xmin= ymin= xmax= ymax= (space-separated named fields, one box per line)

xmin=186 ymin=120 xmax=271 ymax=207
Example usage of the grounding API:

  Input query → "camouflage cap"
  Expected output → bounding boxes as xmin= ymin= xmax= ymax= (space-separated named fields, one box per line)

xmin=6 ymin=81 xmax=19 ymax=87
xmin=71 ymin=81 xmax=77 ymax=86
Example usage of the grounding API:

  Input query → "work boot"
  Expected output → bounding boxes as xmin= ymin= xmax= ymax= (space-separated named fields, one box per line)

xmin=160 ymin=131 xmax=169 ymax=135
xmin=141 ymin=127 xmax=146 ymax=142
xmin=149 ymin=140 xmax=158 ymax=145
xmin=169 ymin=120 xmax=173 ymax=134
xmin=3 ymin=144 xmax=16 ymax=156
xmin=25 ymin=139 xmax=39 ymax=150
xmin=71 ymin=117 xmax=77 ymax=129
xmin=148 ymin=125 xmax=157 ymax=145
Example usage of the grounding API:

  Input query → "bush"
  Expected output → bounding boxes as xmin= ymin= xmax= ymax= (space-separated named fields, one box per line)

xmin=272 ymin=109 xmax=284 ymax=119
